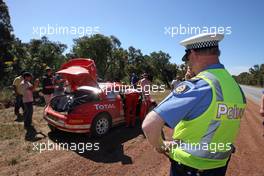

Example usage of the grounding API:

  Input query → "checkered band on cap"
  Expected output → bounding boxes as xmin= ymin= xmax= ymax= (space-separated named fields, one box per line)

xmin=186 ymin=40 xmax=218 ymax=49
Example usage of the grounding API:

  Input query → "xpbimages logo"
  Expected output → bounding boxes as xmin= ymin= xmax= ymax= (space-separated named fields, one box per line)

xmin=32 ymin=140 xmax=100 ymax=154
xmin=105 ymin=82 xmax=166 ymax=96
xmin=32 ymin=24 xmax=100 ymax=37
xmin=164 ymin=140 xmax=232 ymax=154
xmin=164 ymin=24 xmax=232 ymax=38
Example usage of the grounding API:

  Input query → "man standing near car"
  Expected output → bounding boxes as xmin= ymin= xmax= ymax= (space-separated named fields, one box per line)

xmin=139 ymin=73 xmax=151 ymax=122
xmin=125 ymin=88 xmax=140 ymax=127
xmin=42 ymin=67 xmax=54 ymax=104
xmin=13 ymin=71 xmax=25 ymax=120
xmin=142 ymin=33 xmax=246 ymax=176
xmin=53 ymin=73 xmax=66 ymax=96
xmin=20 ymin=72 xmax=39 ymax=136
xmin=131 ymin=73 xmax=139 ymax=89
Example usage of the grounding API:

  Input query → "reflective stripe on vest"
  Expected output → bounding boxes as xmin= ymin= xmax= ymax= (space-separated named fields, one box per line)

xmin=179 ymin=120 xmax=233 ymax=160
xmin=199 ymin=72 xmax=223 ymax=101
xmin=180 ymin=72 xmax=231 ymax=160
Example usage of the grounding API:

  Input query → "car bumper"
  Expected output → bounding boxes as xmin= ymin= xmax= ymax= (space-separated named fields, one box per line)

xmin=44 ymin=106 xmax=91 ymax=133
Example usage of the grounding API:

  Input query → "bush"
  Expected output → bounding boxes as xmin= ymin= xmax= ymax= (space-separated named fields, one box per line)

xmin=0 ymin=87 xmax=14 ymax=106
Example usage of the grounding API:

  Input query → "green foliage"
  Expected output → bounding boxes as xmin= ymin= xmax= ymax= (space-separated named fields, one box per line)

xmin=69 ymin=35 xmax=186 ymax=86
xmin=234 ymin=64 xmax=264 ymax=87
xmin=1 ymin=0 xmax=263 ymax=93
xmin=0 ymin=36 xmax=67 ymax=87
xmin=0 ymin=87 xmax=13 ymax=103
xmin=0 ymin=0 xmax=15 ymax=83
xmin=148 ymin=51 xmax=177 ymax=87
xmin=0 ymin=1 xmax=189 ymax=89
xmin=70 ymin=34 xmax=113 ymax=79
xmin=25 ymin=36 xmax=67 ymax=79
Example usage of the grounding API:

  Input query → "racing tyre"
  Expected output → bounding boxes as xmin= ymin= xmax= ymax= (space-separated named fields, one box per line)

xmin=91 ymin=113 xmax=112 ymax=138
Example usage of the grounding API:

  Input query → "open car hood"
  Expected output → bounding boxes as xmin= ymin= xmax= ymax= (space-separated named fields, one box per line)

xmin=57 ymin=58 xmax=98 ymax=91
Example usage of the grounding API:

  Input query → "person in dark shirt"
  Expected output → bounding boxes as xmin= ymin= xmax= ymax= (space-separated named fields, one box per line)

xmin=42 ymin=67 xmax=54 ymax=104
xmin=131 ymin=73 xmax=139 ymax=89
xmin=54 ymin=73 xmax=66 ymax=96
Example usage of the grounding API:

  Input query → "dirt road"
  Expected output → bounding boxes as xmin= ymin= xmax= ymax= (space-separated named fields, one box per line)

xmin=0 ymin=90 xmax=263 ymax=176
xmin=241 ymin=85 xmax=263 ymax=104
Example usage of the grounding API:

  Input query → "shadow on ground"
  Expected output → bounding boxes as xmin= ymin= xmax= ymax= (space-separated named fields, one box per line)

xmin=48 ymin=121 xmax=143 ymax=164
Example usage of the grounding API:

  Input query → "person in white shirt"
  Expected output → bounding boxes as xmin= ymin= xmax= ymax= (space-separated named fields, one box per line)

xmin=20 ymin=72 xmax=39 ymax=132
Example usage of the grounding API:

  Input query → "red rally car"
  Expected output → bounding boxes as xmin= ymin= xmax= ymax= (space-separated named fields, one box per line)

xmin=43 ymin=58 xmax=156 ymax=137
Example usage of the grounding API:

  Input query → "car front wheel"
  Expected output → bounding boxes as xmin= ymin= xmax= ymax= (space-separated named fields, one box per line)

xmin=91 ymin=113 xmax=111 ymax=138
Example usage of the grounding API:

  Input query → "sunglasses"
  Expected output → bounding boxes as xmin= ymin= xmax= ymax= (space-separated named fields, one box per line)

xmin=184 ymin=49 xmax=191 ymax=62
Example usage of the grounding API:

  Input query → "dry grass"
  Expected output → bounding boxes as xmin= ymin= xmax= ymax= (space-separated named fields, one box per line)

xmin=0 ymin=88 xmax=14 ymax=110
xmin=150 ymin=89 xmax=171 ymax=104
xmin=0 ymin=88 xmax=14 ymax=103
xmin=0 ymin=91 xmax=171 ymax=175
xmin=0 ymin=107 xmax=49 ymax=174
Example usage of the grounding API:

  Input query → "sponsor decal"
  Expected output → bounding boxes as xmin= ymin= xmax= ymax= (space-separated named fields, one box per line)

xmin=217 ymin=104 xmax=245 ymax=119
xmin=94 ymin=104 xmax=115 ymax=110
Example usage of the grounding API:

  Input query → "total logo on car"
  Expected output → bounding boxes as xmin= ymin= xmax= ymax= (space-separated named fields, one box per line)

xmin=94 ymin=104 xmax=115 ymax=110
xmin=43 ymin=58 xmax=156 ymax=137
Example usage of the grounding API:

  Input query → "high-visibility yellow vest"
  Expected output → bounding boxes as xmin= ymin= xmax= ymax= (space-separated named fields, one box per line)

xmin=169 ymin=68 xmax=246 ymax=170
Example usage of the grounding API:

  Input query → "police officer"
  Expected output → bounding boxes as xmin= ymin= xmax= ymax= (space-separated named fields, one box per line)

xmin=142 ymin=33 xmax=247 ymax=176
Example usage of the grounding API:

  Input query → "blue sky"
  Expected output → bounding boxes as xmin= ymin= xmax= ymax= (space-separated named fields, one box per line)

xmin=5 ymin=0 xmax=264 ymax=75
